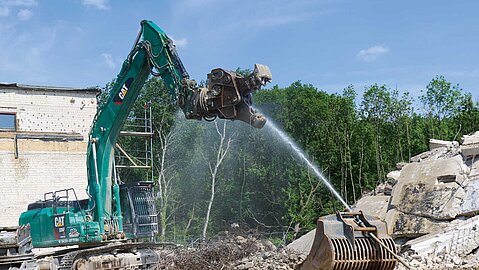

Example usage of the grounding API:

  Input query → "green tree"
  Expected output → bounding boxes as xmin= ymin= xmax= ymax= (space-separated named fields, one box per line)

xmin=420 ymin=75 xmax=462 ymax=139
xmin=360 ymin=84 xmax=392 ymax=184
xmin=451 ymin=92 xmax=479 ymax=139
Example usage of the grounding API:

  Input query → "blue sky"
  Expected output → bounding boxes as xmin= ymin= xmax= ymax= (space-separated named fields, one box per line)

xmin=0 ymin=0 xmax=478 ymax=100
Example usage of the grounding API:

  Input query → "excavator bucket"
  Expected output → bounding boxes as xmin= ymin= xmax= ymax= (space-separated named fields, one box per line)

xmin=298 ymin=211 xmax=397 ymax=270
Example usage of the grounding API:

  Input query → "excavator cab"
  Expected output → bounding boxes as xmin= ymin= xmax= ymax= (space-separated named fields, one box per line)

xmin=19 ymin=189 xmax=102 ymax=248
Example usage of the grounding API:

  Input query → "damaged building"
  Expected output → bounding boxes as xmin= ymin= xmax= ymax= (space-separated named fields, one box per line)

xmin=0 ymin=83 xmax=98 ymax=226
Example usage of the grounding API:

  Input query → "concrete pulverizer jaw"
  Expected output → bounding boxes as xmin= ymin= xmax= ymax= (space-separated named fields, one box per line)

xmin=186 ymin=64 xmax=272 ymax=128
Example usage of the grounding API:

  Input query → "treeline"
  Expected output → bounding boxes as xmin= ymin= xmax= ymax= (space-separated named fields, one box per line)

xmin=115 ymin=75 xmax=479 ymax=243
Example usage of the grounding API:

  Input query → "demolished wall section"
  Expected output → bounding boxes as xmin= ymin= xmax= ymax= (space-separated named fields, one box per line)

xmin=0 ymin=85 xmax=98 ymax=226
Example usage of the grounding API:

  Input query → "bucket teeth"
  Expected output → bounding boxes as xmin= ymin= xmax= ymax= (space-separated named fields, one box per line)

xmin=298 ymin=211 xmax=397 ymax=270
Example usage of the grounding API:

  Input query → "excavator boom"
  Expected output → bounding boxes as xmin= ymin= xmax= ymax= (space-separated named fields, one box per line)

xmin=18 ymin=20 xmax=272 ymax=248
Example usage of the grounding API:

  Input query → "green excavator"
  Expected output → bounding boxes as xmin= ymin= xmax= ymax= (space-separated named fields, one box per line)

xmin=2 ymin=20 xmax=401 ymax=270
xmin=6 ymin=20 xmax=272 ymax=269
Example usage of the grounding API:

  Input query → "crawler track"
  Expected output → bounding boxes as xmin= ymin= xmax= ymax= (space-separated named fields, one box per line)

xmin=2 ymin=242 xmax=177 ymax=270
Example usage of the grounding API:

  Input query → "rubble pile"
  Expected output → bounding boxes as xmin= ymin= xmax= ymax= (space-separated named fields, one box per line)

xmin=353 ymin=131 xmax=479 ymax=268
xmin=286 ymin=131 xmax=479 ymax=269
xmin=154 ymin=235 xmax=303 ymax=270
xmin=395 ymin=250 xmax=479 ymax=269
xmin=232 ymin=248 xmax=303 ymax=270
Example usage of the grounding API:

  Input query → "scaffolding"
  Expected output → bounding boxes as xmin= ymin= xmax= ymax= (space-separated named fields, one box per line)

xmin=114 ymin=102 xmax=154 ymax=182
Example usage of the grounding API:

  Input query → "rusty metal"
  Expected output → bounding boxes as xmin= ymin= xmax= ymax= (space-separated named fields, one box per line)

xmin=56 ymin=242 xmax=171 ymax=270
xmin=74 ymin=248 xmax=159 ymax=270
xmin=0 ymin=225 xmax=32 ymax=255
xmin=299 ymin=211 xmax=397 ymax=270
xmin=0 ymin=225 xmax=34 ymax=269
xmin=196 ymin=64 xmax=271 ymax=128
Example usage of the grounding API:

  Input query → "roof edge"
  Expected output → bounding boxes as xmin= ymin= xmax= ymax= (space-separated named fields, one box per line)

xmin=0 ymin=82 xmax=100 ymax=93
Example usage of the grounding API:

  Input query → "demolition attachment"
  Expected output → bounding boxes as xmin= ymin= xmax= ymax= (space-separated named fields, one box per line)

xmin=299 ymin=211 xmax=397 ymax=270
xmin=185 ymin=64 xmax=272 ymax=128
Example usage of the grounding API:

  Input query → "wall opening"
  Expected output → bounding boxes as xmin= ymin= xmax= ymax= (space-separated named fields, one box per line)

xmin=0 ymin=112 xmax=16 ymax=131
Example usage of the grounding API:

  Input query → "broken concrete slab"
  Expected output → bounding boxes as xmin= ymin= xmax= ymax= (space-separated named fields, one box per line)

xmin=390 ymin=155 xmax=468 ymax=215
xmin=461 ymin=178 xmax=479 ymax=215
xmin=394 ymin=182 xmax=465 ymax=220
xmin=354 ymin=195 xmax=390 ymax=220
xmin=406 ymin=215 xmax=479 ymax=257
xmin=410 ymin=147 xmax=447 ymax=163
xmin=461 ymin=131 xmax=479 ymax=158
xmin=467 ymin=157 xmax=479 ymax=178
xmin=286 ymin=229 xmax=315 ymax=257
xmin=385 ymin=209 xmax=451 ymax=238
xmin=386 ymin=170 xmax=401 ymax=185
xmin=382 ymin=151 xmax=475 ymax=237
xmin=429 ymin=139 xmax=459 ymax=151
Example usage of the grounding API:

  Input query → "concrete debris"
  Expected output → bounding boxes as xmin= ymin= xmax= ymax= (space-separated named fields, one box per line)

xmin=461 ymin=178 xmax=479 ymax=215
xmin=286 ymin=229 xmax=315 ymax=257
xmin=406 ymin=215 xmax=479 ymax=258
xmin=385 ymin=209 xmax=451 ymax=237
xmin=345 ymin=131 xmax=479 ymax=269
xmin=389 ymin=153 xmax=469 ymax=225
xmin=395 ymin=251 xmax=479 ymax=270
xmin=355 ymin=195 xmax=390 ymax=220
xmin=259 ymin=132 xmax=479 ymax=269
xmin=461 ymin=132 xmax=479 ymax=158
xmin=232 ymin=249 xmax=304 ymax=270
xmin=429 ymin=139 xmax=459 ymax=151
xmin=154 ymin=235 xmax=304 ymax=270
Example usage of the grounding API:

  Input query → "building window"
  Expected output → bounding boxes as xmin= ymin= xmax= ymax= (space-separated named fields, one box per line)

xmin=0 ymin=113 xmax=16 ymax=131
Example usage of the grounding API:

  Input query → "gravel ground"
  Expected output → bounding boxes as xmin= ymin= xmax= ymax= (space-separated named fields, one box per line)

xmin=394 ymin=251 xmax=479 ymax=270
xmin=154 ymin=235 xmax=304 ymax=270
xmin=153 ymin=234 xmax=479 ymax=270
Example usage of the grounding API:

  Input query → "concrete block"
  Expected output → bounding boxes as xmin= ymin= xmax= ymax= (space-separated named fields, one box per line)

xmin=407 ymin=216 xmax=479 ymax=257
xmin=386 ymin=170 xmax=401 ymax=184
xmin=354 ymin=195 xmax=390 ymax=220
xmin=385 ymin=209 xmax=450 ymax=238
xmin=461 ymin=132 xmax=479 ymax=158
xmin=461 ymin=178 xmax=479 ymax=215
xmin=287 ymin=229 xmax=316 ymax=256
xmin=429 ymin=139 xmax=459 ymax=151
xmin=391 ymin=155 xmax=468 ymax=210
xmin=397 ymin=182 xmax=464 ymax=220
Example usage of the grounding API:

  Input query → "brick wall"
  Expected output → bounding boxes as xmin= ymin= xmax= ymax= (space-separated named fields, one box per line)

xmin=0 ymin=85 xmax=98 ymax=226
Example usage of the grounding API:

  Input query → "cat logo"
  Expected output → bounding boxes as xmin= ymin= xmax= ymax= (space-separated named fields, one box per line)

xmin=113 ymin=77 xmax=134 ymax=104
xmin=54 ymin=216 xmax=65 ymax=228
xmin=119 ymin=84 xmax=128 ymax=99
xmin=53 ymin=214 xmax=67 ymax=239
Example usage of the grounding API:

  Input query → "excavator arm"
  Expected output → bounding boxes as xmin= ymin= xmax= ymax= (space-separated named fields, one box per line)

xmin=19 ymin=20 xmax=271 ymax=247
xmin=87 ymin=20 xmax=271 ymax=239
